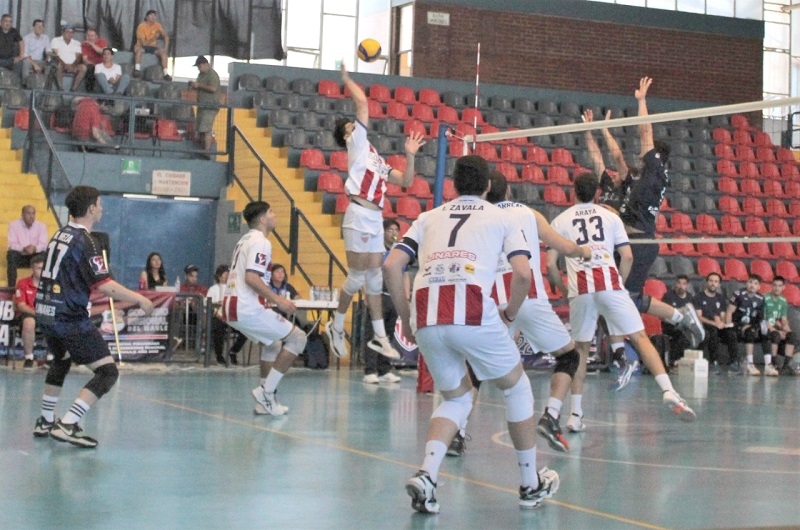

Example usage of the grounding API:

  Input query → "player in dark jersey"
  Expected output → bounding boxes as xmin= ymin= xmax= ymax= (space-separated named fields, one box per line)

xmin=32 ymin=186 xmax=153 ymax=448
xmin=582 ymin=108 xmax=634 ymax=215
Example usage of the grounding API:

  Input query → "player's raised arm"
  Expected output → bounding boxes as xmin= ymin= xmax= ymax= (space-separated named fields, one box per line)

xmin=341 ymin=63 xmax=368 ymax=127
xmin=636 ymin=76 xmax=654 ymax=157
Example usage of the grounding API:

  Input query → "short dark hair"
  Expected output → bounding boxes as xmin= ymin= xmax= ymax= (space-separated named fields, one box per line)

xmin=653 ymin=140 xmax=671 ymax=164
xmin=773 ymin=276 xmax=786 ymax=284
xmin=749 ymin=274 xmax=762 ymax=282
xmin=102 ymin=47 xmax=114 ymax=55
xmin=333 ymin=118 xmax=350 ymax=148
xmin=1 ymin=14 xmax=11 ymax=21
xmin=243 ymin=201 xmax=270 ymax=226
xmin=65 ymin=185 xmax=101 ymax=218
xmin=453 ymin=155 xmax=489 ymax=197
xmin=145 ymin=9 xmax=157 ymax=18
xmin=705 ymin=272 xmax=722 ymax=282
xmin=676 ymin=274 xmax=689 ymax=282
xmin=33 ymin=19 xmax=43 ymax=26
xmin=214 ymin=264 xmax=230 ymax=282
xmin=30 ymin=254 xmax=46 ymax=266
xmin=574 ymin=172 xmax=598 ymax=203
xmin=485 ymin=170 xmax=508 ymax=204
xmin=383 ymin=219 xmax=399 ymax=230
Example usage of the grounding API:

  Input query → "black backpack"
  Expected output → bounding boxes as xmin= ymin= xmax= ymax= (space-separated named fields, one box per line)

xmin=304 ymin=329 xmax=329 ymax=369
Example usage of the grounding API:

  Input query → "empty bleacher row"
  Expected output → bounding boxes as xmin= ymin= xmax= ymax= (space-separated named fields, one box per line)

xmin=236 ymin=73 xmax=800 ymax=304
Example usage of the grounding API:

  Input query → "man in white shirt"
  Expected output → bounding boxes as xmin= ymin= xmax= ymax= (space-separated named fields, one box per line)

xmin=93 ymin=47 xmax=130 ymax=95
xmin=21 ymin=19 xmax=50 ymax=82
xmin=6 ymin=204 xmax=48 ymax=287
xmin=50 ymin=23 xmax=86 ymax=91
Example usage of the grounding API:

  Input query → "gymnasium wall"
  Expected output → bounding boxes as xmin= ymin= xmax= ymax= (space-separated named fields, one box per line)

xmin=413 ymin=0 xmax=764 ymax=105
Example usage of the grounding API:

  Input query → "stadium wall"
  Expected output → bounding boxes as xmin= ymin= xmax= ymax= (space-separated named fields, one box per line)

xmin=412 ymin=0 xmax=764 ymax=105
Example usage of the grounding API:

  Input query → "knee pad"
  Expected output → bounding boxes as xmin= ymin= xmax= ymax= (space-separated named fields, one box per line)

xmin=280 ymin=326 xmax=307 ymax=356
xmin=364 ymin=267 xmax=383 ymax=296
xmin=342 ymin=269 xmax=367 ymax=296
xmin=786 ymin=331 xmax=796 ymax=345
xmin=260 ymin=340 xmax=281 ymax=362
xmin=431 ymin=390 xmax=473 ymax=429
xmin=554 ymin=350 xmax=580 ymax=378
xmin=630 ymin=293 xmax=651 ymax=313
xmin=45 ymin=357 xmax=71 ymax=387
xmin=503 ymin=374 xmax=534 ymax=423
xmin=84 ymin=363 xmax=119 ymax=398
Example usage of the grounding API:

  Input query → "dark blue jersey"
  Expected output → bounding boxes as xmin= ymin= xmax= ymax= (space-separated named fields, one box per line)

xmin=35 ymin=223 xmax=111 ymax=326
xmin=619 ymin=149 xmax=668 ymax=235
xmin=598 ymin=169 xmax=632 ymax=212
xmin=729 ymin=288 xmax=764 ymax=327
xmin=693 ymin=291 xmax=727 ymax=320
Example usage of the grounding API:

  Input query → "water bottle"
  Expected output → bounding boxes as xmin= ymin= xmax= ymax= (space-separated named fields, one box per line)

xmin=310 ymin=286 xmax=317 ymax=301
xmin=175 ymin=276 xmax=181 ymax=291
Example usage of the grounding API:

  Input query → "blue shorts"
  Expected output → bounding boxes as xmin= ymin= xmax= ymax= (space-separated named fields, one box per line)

xmin=43 ymin=320 xmax=110 ymax=365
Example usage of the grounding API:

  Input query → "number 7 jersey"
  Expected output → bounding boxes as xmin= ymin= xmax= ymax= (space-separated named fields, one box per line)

xmin=550 ymin=203 xmax=630 ymax=297
xmin=395 ymin=196 xmax=530 ymax=331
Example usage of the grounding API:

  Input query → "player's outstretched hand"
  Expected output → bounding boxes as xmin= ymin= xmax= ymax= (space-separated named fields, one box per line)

xmin=635 ymin=77 xmax=652 ymax=100
xmin=340 ymin=62 xmax=350 ymax=83
xmin=401 ymin=317 xmax=415 ymax=344
xmin=405 ymin=131 xmax=425 ymax=156
xmin=582 ymin=109 xmax=593 ymax=123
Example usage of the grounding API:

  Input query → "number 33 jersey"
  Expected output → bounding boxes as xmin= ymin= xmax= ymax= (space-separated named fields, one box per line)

xmin=550 ymin=203 xmax=630 ymax=298
xmin=395 ymin=196 xmax=530 ymax=331
xmin=36 ymin=223 xmax=111 ymax=325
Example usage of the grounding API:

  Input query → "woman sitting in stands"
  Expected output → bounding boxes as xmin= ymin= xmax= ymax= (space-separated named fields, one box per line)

xmin=139 ymin=252 xmax=166 ymax=290
xmin=207 ymin=264 xmax=247 ymax=365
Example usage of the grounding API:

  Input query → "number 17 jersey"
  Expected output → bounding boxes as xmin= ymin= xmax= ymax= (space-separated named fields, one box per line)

xmin=550 ymin=203 xmax=629 ymax=297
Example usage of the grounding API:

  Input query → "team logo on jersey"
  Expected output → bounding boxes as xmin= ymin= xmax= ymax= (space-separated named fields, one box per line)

xmin=255 ymin=252 xmax=267 ymax=267
xmin=52 ymin=284 xmax=61 ymax=294
xmin=361 ymin=234 xmax=370 ymax=243
xmin=464 ymin=263 xmax=475 ymax=274
xmin=434 ymin=263 xmax=445 ymax=275
xmin=449 ymin=264 xmax=460 ymax=273
xmin=91 ymin=256 xmax=108 ymax=274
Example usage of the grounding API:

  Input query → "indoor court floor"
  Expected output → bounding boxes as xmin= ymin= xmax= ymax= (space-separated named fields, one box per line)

xmin=1 ymin=364 xmax=799 ymax=529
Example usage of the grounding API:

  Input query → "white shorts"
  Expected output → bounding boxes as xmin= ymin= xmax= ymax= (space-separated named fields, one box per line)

xmin=228 ymin=307 xmax=294 ymax=347
xmin=509 ymin=298 xmax=572 ymax=354
xmin=569 ymin=290 xmax=644 ymax=342
xmin=415 ymin=319 xmax=520 ymax=391
xmin=342 ymin=202 xmax=384 ymax=253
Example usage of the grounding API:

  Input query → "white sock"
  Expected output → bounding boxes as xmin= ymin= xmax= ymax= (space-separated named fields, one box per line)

xmin=333 ymin=311 xmax=346 ymax=332
xmin=41 ymin=395 xmax=58 ymax=422
xmin=746 ymin=354 xmax=754 ymax=365
xmin=764 ymin=354 xmax=772 ymax=366
xmin=163 ymin=67 xmax=169 ymax=75
xmin=515 ymin=447 xmax=538 ymax=488
xmin=670 ymin=309 xmax=683 ymax=324
xmin=371 ymin=319 xmax=386 ymax=338
xmin=259 ymin=377 xmax=267 ymax=387
xmin=546 ymin=397 xmax=562 ymax=419
xmin=421 ymin=440 xmax=448 ymax=483
xmin=655 ymin=374 xmax=674 ymax=393
xmin=262 ymin=369 xmax=284 ymax=394
xmin=25 ymin=354 xmax=34 ymax=360
xmin=571 ymin=395 xmax=583 ymax=418
xmin=62 ymin=398 xmax=90 ymax=425
xmin=134 ymin=63 xmax=141 ymax=71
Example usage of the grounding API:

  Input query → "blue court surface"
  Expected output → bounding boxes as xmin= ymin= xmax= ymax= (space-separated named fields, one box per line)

xmin=1 ymin=364 xmax=798 ymax=529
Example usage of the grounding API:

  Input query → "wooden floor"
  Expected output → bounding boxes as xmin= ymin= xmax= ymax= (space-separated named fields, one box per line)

xmin=1 ymin=363 xmax=799 ymax=529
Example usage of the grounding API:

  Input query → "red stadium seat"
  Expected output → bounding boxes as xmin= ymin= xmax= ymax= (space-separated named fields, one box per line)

xmin=763 ymin=180 xmax=785 ymax=198
xmin=403 ymin=119 xmax=427 ymax=138
xmin=343 ymin=82 xmax=365 ymax=98
xmin=754 ymin=131 xmax=773 ymax=147
xmin=739 ymin=178 xmax=762 ymax=196
xmin=741 ymin=197 xmax=764 ymax=216
xmin=408 ymin=177 xmax=433 ymax=199
xmin=721 ymin=214 xmax=744 ymax=234
xmin=697 ymin=257 xmax=722 ymax=277
xmin=768 ymin=218 xmax=791 ymax=237
xmin=382 ymin=199 xmax=397 ymax=219
xmin=318 ymin=79 xmax=342 ymax=98
xmin=783 ymin=284 xmax=800 ymax=307
xmin=335 ymin=194 xmax=350 ymax=213
xmin=718 ymin=196 xmax=742 ymax=215
xmin=695 ymin=214 xmax=721 ymax=234
xmin=436 ymin=105 xmax=460 ymax=124
xmin=671 ymin=239 xmax=698 ymax=256
xmin=153 ymin=119 xmax=183 ymax=141
xmin=14 ymin=108 xmax=29 ymax=130
xmin=656 ymin=214 xmax=671 ymax=233
xmin=481 ymin=124 xmax=501 ymax=141
xmin=418 ymin=88 xmax=441 ymax=107
xmin=760 ymin=162 xmax=779 ymax=179
xmin=712 ymin=127 xmax=732 ymax=144
xmin=724 ymin=259 xmax=749 ymax=281
xmin=659 ymin=241 xmax=673 ymax=255
xmin=396 ymin=196 xmax=422 ymax=220
xmin=642 ymin=313 xmax=663 ymax=336
xmin=386 ymin=101 xmax=409 ymax=120
xmin=504 ymin=127 xmax=528 ymax=145
xmin=794 ymin=219 xmax=800 ymax=237
xmin=756 ymin=147 xmax=776 ymax=163
xmin=454 ymin=123 xmax=477 ymax=139
xmin=789 ymin=199 xmax=800 ymax=217
xmin=385 ymin=182 xmax=404 ymax=197
xmin=521 ymin=164 xmax=546 ymax=183
xmin=780 ymin=164 xmax=800 ymax=182
xmin=526 ymin=145 xmax=550 ymax=165
xmin=670 ymin=212 xmax=696 ymax=233
xmin=411 ymin=103 xmax=435 ymax=122
xmin=776 ymin=261 xmax=800 ymax=283
xmin=496 ymin=162 xmax=521 ymax=182
xmin=730 ymin=114 xmax=750 ymax=129
xmin=750 ymin=260 xmax=774 ymax=283
xmin=367 ymin=99 xmax=385 ymax=118
xmin=442 ymin=178 xmax=457 ymax=201
xmin=543 ymin=185 xmax=570 ymax=206
xmin=738 ymin=162 xmax=759 ymax=180
xmin=786 ymin=181 xmax=800 ymax=197
xmin=448 ymin=138 xmax=471 ymax=156
xmin=299 ymin=148 xmax=329 ymax=170
xmin=644 ymin=279 xmax=668 ymax=299
xmin=317 ymin=172 xmax=344 ymax=193
xmin=329 ymin=150 xmax=348 ymax=171
xmin=777 ymin=147 xmax=796 ymax=163
xmin=747 ymin=242 xmax=773 ymax=259
xmin=461 ymin=107 xmax=485 ymax=125
xmin=474 ymin=142 xmax=499 ymax=161
xmin=716 ymin=161 xmax=738 ymax=179
xmin=368 ymin=84 xmax=391 ymax=102
xmin=660 ymin=196 xmax=673 ymax=212
xmin=722 ymin=241 xmax=748 ymax=258
xmin=732 ymin=129 xmax=753 ymax=146
xmin=772 ymin=242 xmax=797 ymax=261
xmin=744 ymin=216 xmax=767 ymax=236
xmin=715 ymin=143 xmax=735 ymax=160
xmin=550 ymin=148 xmax=575 ymax=166
xmin=386 ymin=154 xmax=407 ymax=172
xmin=696 ymin=241 xmax=724 ymax=257
xmin=717 ymin=177 xmax=739 ymax=195
xmin=501 ymin=144 xmax=525 ymax=163
xmin=394 ymin=86 xmax=416 ymax=105
xmin=547 ymin=165 xmax=571 ymax=186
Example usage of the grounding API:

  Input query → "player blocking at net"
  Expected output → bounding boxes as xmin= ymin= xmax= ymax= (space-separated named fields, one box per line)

xmin=325 ymin=63 xmax=425 ymax=361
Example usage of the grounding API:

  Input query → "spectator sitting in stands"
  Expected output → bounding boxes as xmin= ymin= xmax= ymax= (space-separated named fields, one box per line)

xmin=0 ymin=14 xmax=24 ymax=79
xmin=133 ymin=9 xmax=170 ymax=81
xmin=188 ymin=55 xmax=220 ymax=156
xmin=694 ymin=272 xmax=738 ymax=374
xmin=21 ymin=19 xmax=51 ymax=82
xmin=6 ymin=204 xmax=48 ymax=287
xmin=71 ymin=97 xmax=118 ymax=149
xmin=179 ymin=264 xmax=208 ymax=349
xmin=207 ymin=264 xmax=246 ymax=365
xmin=727 ymin=274 xmax=767 ymax=376
xmin=14 ymin=254 xmax=45 ymax=370
xmin=660 ymin=275 xmax=692 ymax=366
xmin=763 ymin=275 xmax=796 ymax=376
xmin=50 ymin=23 xmax=86 ymax=91
xmin=94 ymin=47 xmax=130 ymax=96
xmin=138 ymin=252 xmax=167 ymax=290
xmin=80 ymin=28 xmax=108 ymax=92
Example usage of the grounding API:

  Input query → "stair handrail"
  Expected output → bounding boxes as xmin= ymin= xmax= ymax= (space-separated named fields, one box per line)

xmin=25 ymin=104 xmax=71 ymax=228
xmin=230 ymin=125 xmax=346 ymax=288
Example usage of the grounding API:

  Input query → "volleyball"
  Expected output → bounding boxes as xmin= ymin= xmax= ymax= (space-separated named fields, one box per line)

xmin=357 ymin=39 xmax=381 ymax=62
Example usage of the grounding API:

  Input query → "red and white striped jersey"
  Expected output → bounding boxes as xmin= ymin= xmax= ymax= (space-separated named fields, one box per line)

xmin=490 ymin=201 xmax=548 ymax=305
xmin=550 ymin=203 xmax=629 ymax=297
xmin=344 ymin=120 xmax=391 ymax=207
xmin=396 ymin=196 xmax=530 ymax=330
xmin=221 ymin=229 xmax=272 ymax=321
